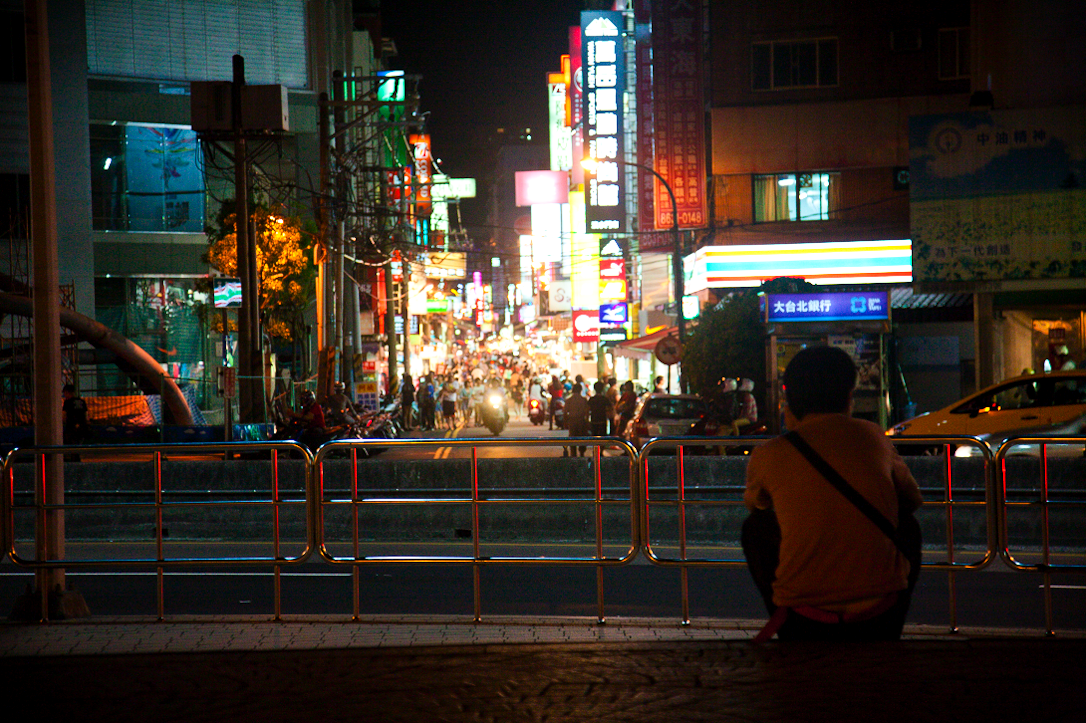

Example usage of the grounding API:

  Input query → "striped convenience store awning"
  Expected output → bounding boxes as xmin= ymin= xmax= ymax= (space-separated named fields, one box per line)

xmin=685 ymin=240 xmax=913 ymax=292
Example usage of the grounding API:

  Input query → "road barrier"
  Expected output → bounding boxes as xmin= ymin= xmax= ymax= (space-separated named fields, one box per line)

xmin=313 ymin=437 xmax=641 ymax=621
xmin=993 ymin=435 xmax=1086 ymax=632
xmin=2 ymin=434 xmax=1083 ymax=631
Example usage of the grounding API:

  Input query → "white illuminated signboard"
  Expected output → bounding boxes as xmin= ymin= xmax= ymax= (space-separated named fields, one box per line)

xmin=581 ymin=11 xmax=625 ymax=233
xmin=548 ymin=74 xmax=572 ymax=172
xmin=531 ymin=203 xmax=565 ymax=263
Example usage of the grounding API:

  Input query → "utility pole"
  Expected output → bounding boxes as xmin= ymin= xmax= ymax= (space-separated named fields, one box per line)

xmin=232 ymin=55 xmax=262 ymax=422
xmin=332 ymin=71 xmax=347 ymax=391
xmin=316 ymin=90 xmax=331 ymax=399
xmin=21 ymin=0 xmax=88 ymax=619
xmin=384 ymin=257 xmax=397 ymax=386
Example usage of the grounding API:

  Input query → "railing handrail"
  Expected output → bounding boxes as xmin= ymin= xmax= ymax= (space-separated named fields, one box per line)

xmin=2 ymin=433 xmax=1083 ymax=630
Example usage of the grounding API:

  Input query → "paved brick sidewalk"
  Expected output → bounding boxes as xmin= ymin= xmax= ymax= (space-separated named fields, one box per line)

xmin=2 ymin=617 xmax=1083 ymax=722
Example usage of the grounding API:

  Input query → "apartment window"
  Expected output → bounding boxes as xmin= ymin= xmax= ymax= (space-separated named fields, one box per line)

xmin=0 ymin=174 xmax=30 ymax=231
xmin=90 ymin=123 xmax=205 ymax=232
xmin=753 ymin=173 xmax=840 ymax=223
xmin=0 ymin=10 xmax=26 ymax=82
xmin=939 ymin=27 xmax=970 ymax=80
xmin=752 ymin=39 xmax=837 ymax=90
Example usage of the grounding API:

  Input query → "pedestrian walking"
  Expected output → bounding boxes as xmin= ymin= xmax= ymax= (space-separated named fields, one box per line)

xmin=587 ymin=380 xmax=614 ymax=438
xmin=564 ymin=382 xmax=590 ymax=457
xmin=400 ymin=374 xmax=415 ymax=430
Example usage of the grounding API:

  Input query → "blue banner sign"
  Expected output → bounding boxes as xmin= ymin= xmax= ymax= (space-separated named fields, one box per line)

xmin=765 ymin=292 xmax=890 ymax=322
xmin=599 ymin=302 xmax=628 ymax=325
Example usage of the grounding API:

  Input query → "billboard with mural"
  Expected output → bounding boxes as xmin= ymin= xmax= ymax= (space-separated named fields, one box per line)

xmin=909 ymin=106 xmax=1086 ymax=284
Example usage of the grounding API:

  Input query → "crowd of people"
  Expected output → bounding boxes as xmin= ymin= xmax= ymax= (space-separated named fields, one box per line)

xmin=389 ymin=355 xmax=541 ymax=432
xmin=384 ymin=353 xmax=660 ymax=439
xmin=381 ymin=352 xmax=766 ymax=455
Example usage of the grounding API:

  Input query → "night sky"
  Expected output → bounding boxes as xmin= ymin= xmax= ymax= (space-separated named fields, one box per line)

xmin=380 ymin=0 xmax=584 ymax=230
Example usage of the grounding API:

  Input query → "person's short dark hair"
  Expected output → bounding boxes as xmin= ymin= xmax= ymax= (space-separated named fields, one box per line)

xmin=62 ymin=383 xmax=76 ymax=394
xmin=572 ymin=382 xmax=582 ymax=395
xmin=782 ymin=346 xmax=857 ymax=420
xmin=593 ymin=380 xmax=605 ymax=394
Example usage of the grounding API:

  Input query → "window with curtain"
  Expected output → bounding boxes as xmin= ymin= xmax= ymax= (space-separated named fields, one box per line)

xmin=753 ymin=173 xmax=840 ymax=223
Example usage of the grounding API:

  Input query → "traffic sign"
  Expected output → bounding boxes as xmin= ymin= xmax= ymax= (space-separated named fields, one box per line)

xmin=654 ymin=336 xmax=682 ymax=365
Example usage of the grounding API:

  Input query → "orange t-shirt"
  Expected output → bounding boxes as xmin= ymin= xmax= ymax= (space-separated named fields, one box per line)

xmin=744 ymin=413 xmax=923 ymax=609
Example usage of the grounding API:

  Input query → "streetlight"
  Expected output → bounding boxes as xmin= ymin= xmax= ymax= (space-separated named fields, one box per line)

xmin=581 ymin=157 xmax=685 ymax=391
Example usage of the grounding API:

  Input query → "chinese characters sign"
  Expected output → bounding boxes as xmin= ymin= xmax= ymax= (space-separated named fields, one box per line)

xmin=764 ymin=292 xmax=890 ymax=323
xmin=581 ymin=11 xmax=626 ymax=233
xmin=910 ymin=107 xmax=1086 ymax=284
xmin=650 ymin=0 xmax=707 ymax=232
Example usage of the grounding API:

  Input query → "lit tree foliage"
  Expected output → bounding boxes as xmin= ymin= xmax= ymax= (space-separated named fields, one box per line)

xmin=205 ymin=202 xmax=315 ymax=341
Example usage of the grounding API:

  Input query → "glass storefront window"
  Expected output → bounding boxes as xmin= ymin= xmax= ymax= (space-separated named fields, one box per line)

xmin=90 ymin=123 xmax=205 ymax=232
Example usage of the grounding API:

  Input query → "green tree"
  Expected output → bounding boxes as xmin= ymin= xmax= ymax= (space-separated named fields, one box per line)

xmin=682 ymin=277 xmax=819 ymax=408
xmin=204 ymin=200 xmax=316 ymax=341
xmin=683 ymin=292 xmax=765 ymax=397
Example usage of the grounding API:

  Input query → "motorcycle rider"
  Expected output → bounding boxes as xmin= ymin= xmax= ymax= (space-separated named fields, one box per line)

xmin=708 ymin=377 xmax=740 ymax=434
xmin=736 ymin=378 xmax=759 ymax=429
xmin=547 ymin=375 xmax=564 ymax=430
xmin=325 ymin=381 xmax=360 ymax=427
xmin=527 ymin=375 xmax=546 ymax=424
xmin=290 ymin=389 xmax=326 ymax=450
xmin=481 ymin=377 xmax=509 ymax=431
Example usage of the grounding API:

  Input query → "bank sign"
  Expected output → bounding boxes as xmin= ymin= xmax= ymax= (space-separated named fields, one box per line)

xmin=764 ymin=292 xmax=890 ymax=323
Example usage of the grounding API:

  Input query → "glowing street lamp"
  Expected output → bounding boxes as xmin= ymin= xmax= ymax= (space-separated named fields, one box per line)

xmin=581 ymin=156 xmax=685 ymax=389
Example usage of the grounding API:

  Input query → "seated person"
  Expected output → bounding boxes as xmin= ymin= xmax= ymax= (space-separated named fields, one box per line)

xmin=742 ymin=345 xmax=923 ymax=642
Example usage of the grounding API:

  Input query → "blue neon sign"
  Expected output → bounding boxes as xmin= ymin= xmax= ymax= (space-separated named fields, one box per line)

xmin=765 ymin=292 xmax=890 ymax=322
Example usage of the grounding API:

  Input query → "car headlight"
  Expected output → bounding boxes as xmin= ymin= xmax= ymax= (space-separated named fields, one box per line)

xmin=487 ymin=394 xmax=502 ymax=408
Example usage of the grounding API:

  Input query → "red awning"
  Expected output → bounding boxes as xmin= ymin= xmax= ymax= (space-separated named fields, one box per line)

xmin=612 ymin=327 xmax=678 ymax=360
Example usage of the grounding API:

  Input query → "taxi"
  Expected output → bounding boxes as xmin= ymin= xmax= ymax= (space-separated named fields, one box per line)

xmin=887 ymin=370 xmax=1086 ymax=456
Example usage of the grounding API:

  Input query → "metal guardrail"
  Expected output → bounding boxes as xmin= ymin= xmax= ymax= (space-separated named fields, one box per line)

xmin=994 ymin=435 xmax=1086 ymax=633
xmin=2 ymin=434 xmax=1083 ymax=632
xmin=1 ymin=441 xmax=314 ymax=621
xmin=638 ymin=435 xmax=1001 ymax=627
xmin=313 ymin=436 xmax=641 ymax=622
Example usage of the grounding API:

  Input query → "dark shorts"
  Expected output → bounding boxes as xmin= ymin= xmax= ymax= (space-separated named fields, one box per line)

xmin=442 ymin=400 xmax=456 ymax=417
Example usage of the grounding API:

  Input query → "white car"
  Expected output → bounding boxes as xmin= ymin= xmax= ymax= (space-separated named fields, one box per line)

xmin=887 ymin=370 xmax=1086 ymax=456
xmin=622 ymin=394 xmax=708 ymax=450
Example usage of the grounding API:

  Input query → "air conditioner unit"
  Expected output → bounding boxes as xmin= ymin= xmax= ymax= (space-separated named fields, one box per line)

xmin=191 ymin=82 xmax=290 ymax=132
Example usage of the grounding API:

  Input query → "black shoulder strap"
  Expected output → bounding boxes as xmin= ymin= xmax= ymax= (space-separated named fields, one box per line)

xmin=783 ymin=430 xmax=908 ymax=557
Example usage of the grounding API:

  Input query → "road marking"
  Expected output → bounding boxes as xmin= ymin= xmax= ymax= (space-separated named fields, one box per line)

xmin=432 ymin=424 xmax=461 ymax=459
xmin=1044 ymin=585 xmax=1086 ymax=590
